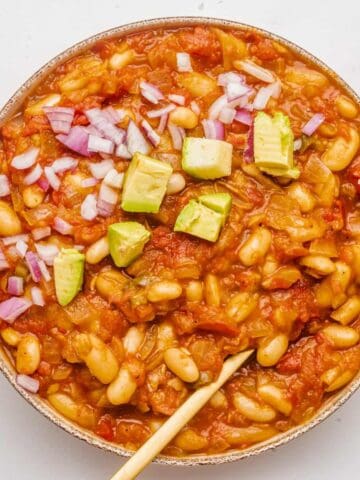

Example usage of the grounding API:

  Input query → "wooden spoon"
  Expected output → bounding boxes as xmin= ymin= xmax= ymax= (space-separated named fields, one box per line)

xmin=109 ymin=349 xmax=254 ymax=480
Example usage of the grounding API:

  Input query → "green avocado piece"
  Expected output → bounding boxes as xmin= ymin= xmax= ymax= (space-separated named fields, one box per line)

xmin=198 ymin=193 xmax=232 ymax=219
xmin=254 ymin=111 xmax=299 ymax=178
xmin=108 ymin=222 xmax=151 ymax=267
xmin=121 ymin=152 xmax=173 ymax=213
xmin=182 ymin=137 xmax=233 ymax=179
xmin=54 ymin=248 xmax=85 ymax=306
xmin=174 ymin=200 xmax=224 ymax=242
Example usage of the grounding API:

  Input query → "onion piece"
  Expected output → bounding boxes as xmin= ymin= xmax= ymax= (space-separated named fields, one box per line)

xmin=141 ymin=120 xmax=161 ymax=147
xmin=147 ymin=104 xmax=176 ymax=119
xmin=53 ymin=217 xmax=73 ymax=235
xmin=168 ymin=123 xmax=185 ymax=150
xmin=168 ymin=94 xmax=185 ymax=105
xmin=0 ymin=297 xmax=32 ymax=323
xmin=99 ymin=183 xmax=118 ymax=205
xmin=218 ymin=71 xmax=245 ymax=86
xmin=81 ymin=177 xmax=98 ymax=188
xmin=15 ymin=240 xmax=28 ymax=258
xmin=7 ymin=276 xmax=24 ymax=296
xmin=235 ymin=60 xmax=275 ymax=83
xmin=253 ymin=82 xmax=281 ymax=110
xmin=293 ymin=138 xmax=302 ymax=151
xmin=234 ymin=109 xmax=253 ymax=126
xmin=225 ymin=82 xmax=251 ymax=102
xmin=52 ymin=157 xmax=78 ymax=174
xmin=140 ymin=81 xmax=164 ymax=105
xmin=24 ymin=164 xmax=43 ymax=185
xmin=0 ymin=175 xmax=10 ymax=197
xmin=44 ymin=166 xmax=61 ymax=191
xmin=201 ymin=119 xmax=225 ymax=140
xmin=126 ymin=120 xmax=150 ymax=155
xmin=115 ymin=144 xmax=132 ymax=159
xmin=244 ymin=122 xmax=254 ymax=163
xmin=30 ymin=287 xmax=45 ymax=307
xmin=81 ymin=194 xmax=98 ymax=221
xmin=85 ymin=108 xmax=125 ymax=145
xmin=0 ymin=248 xmax=9 ymax=271
xmin=96 ymin=198 xmax=115 ymax=217
xmin=190 ymin=101 xmax=201 ymax=116
xmin=2 ymin=234 xmax=29 ymax=246
xmin=208 ymin=95 xmax=229 ymax=120
xmin=32 ymin=227 xmax=51 ymax=241
xmin=103 ymin=106 xmax=122 ymax=124
xmin=176 ymin=52 xmax=192 ymax=72
xmin=157 ymin=114 xmax=169 ymax=134
xmin=103 ymin=169 xmax=124 ymax=189
xmin=35 ymin=243 xmax=59 ymax=266
xmin=218 ymin=107 xmax=236 ymax=125
xmin=88 ymin=135 xmax=114 ymax=154
xmin=56 ymin=126 xmax=90 ymax=156
xmin=38 ymin=260 xmax=51 ymax=282
xmin=302 ymin=113 xmax=325 ymax=136
xmin=11 ymin=147 xmax=39 ymax=170
xmin=25 ymin=252 xmax=42 ymax=282
xmin=37 ymin=177 xmax=50 ymax=192
xmin=89 ymin=159 xmax=114 ymax=179
xmin=43 ymin=106 xmax=75 ymax=134
xmin=16 ymin=374 xmax=39 ymax=393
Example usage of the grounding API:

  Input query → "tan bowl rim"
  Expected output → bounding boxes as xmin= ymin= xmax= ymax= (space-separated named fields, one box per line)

xmin=1 ymin=16 xmax=360 ymax=467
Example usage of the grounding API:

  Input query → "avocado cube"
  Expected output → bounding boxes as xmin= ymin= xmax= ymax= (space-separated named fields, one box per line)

xmin=108 ymin=222 xmax=151 ymax=267
xmin=174 ymin=200 xmax=224 ymax=242
xmin=54 ymin=248 xmax=85 ymax=306
xmin=198 ymin=193 xmax=232 ymax=219
xmin=254 ymin=111 xmax=299 ymax=178
xmin=121 ymin=152 xmax=173 ymax=213
xmin=182 ymin=137 xmax=233 ymax=179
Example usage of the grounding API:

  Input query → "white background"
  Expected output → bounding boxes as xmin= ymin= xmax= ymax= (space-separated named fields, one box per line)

xmin=1 ymin=1 xmax=360 ymax=479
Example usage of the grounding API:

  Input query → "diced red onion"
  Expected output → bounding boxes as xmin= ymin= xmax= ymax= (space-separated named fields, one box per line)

xmin=115 ymin=108 xmax=128 ymax=122
xmin=43 ymin=106 xmax=75 ymax=134
xmin=37 ymin=177 xmax=50 ymax=192
xmin=293 ymin=138 xmax=302 ymax=151
xmin=16 ymin=374 xmax=39 ymax=393
xmin=168 ymin=94 xmax=185 ymax=105
xmin=236 ymin=60 xmax=275 ymax=83
xmin=103 ymin=169 xmax=124 ymax=189
xmin=99 ymin=183 xmax=118 ymax=205
xmin=115 ymin=143 xmax=132 ymax=159
xmin=89 ymin=159 xmax=114 ymax=179
xmin=140 ymin=81 xmax=164 ymax=105
xmin=35 ymin=243 xmax=59 ymax=266
xmin=32 ymin=227 xmax=51 ymax=241
xmin=0 ymin=297 xmax=32 ymax=323
xmin=157 ymin=114 xmax=169 ymax=134
xmin=168 ymin=123 xmax=185 ymax=150
xmin=0 ymin=248 xmax=9 ymax=271
xmin=2 ymin=234 xmax=29 ymax=246
xmin=218 ymin=71 xmax=246 ymax=86
xmin=201 ymin=119 xmax=225 ymax=140
xmin=53 ymin=217 xmax=73 ymax=235
xmin=102 ymin=106 xmax=122 ymax=124
xmin=218 ymin=107 xmax=236 ymax=125
xmin=25 ymin=252 xmax=42 ymax=282
xmin=7 ymin=276 xmax=24 ymax=296
xmin=81 ymin=177 xmax=98 ymax=188
xmin=88 ymin=135 xmax=114 ymax=154
xmin=52 ymin=157 xmax=78 ymax=174
xmin=81 ymin=194 xmax=98 ymax=221
xmin=141 ymin=120 xmax=160 ymax=147
xmin=302 ymin=113 xmax=325 ymax=136
xmin=234 ymin=109 xmax=253 ymax=126
xmin=190 ymin=101 xmax=201 ymax=116
xmin=208 ymin=95 xmax=229 ymax=120
xmin=0 ymin=175 xmax=10 ymax=197
xmin=225 ymin=82 xmax=251 ymax=102
xmin=44 ymin=166 xmax=61 ymax=191
xmin=15 ymin=240 xmax=28 ymax=258
xmin=85 ymin=109 xmax=125 ymax=145
xmin=147 ymin=104 xmax=176 ymax=119
xmin=253 ymin=82 xmax=281 ymax=110
xmin=30 ymin=286 xmax=45 ymax=307
xmin=24 ymin=164 xmax=43 ymax=185
xmin=11 ymin=147 xmax=39 ymax=170
xmin=96 ymin=198 xmax=115 ymax=217
xmin=38 ymin=260 xmax=51 ymax=282
xmin=56 ymin=126 xmax=90 ymax=156
xmin=244 ymin=122 xmax=254 ymax=163
xmin=126 ymin=120 xmax=150 ymax=155
xmin=176 ymin=52 xmax=192 ymax=72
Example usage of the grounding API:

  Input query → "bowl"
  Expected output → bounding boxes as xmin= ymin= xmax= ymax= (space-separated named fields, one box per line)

xmin=1 ymin=16 xmax=359 ymax=466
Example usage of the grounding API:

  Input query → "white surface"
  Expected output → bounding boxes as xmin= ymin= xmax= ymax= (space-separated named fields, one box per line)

xmin=0 ymin=0 xmax=359 ymax=479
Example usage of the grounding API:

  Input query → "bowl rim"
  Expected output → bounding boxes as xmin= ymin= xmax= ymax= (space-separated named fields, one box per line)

xmin=1 ymin=15 xmax=360 ymax=467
